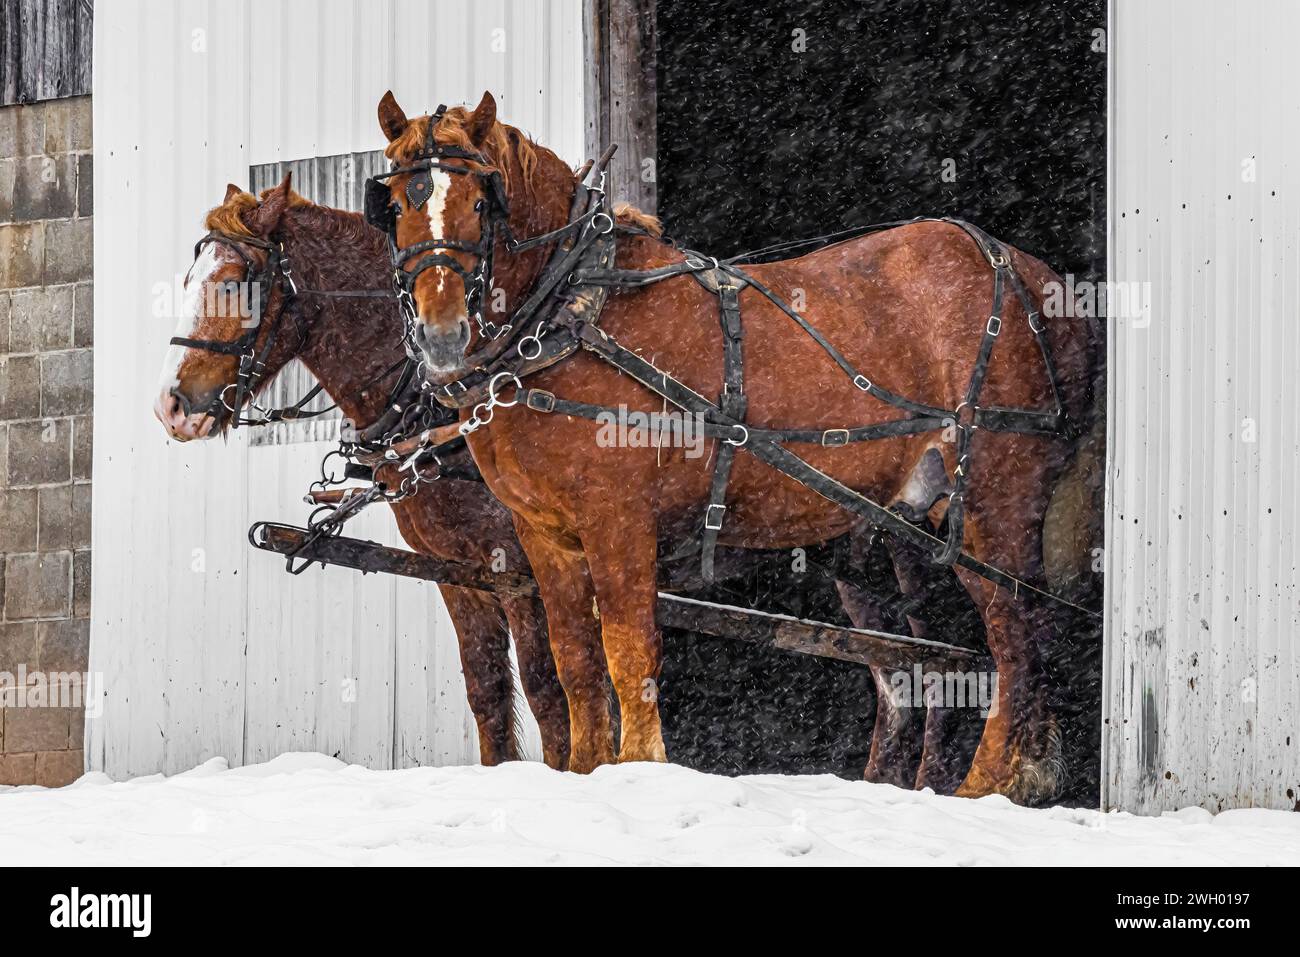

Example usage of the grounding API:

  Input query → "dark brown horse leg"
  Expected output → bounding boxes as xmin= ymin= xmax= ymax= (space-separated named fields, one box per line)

xmin=582 ymin=516 xmax=666 ymax=764
xmin=438 ymin=584 xmax=516 ymax=765
xmin=953 ymin=505 xmax=1061 ymax=805
xmin=883 ymin=536 xmax=984 ymax=796
xmin=511 ymin=517 xmax=615 ymax=773
xmin=835 ymin=571 xmax=923 ymax=788
xmin=499 ymin=594 xmax=571 ymax=770
xmin=914 ymin=687 xmax=985 ymax=795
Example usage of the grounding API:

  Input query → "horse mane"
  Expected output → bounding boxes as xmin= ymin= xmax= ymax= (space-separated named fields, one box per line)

xmin=204 ymin=185 xmax=373 ymax=248
xmin=204 ymin=189 xmax=259 ymax=236
xmin=614 ymin=202 xmax=663 ymax=238
xmin=387 ymin=108 xmax=665 ymax=239
xmin=386 ymin=107 xmax=542 ymax=196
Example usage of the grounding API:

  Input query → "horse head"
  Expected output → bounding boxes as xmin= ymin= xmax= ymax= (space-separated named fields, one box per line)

xmin=154 ymin=175 xmax=301 ymax=440
xmin=371 ymin=90 xmax=573 ymax=379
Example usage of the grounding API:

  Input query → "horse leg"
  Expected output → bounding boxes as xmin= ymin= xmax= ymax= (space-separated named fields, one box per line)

xmin=953 ymin=504 xmax=1062 ymax=804
xmin=438 ymin=584 xmax=516 ymax=765
xmin=512 ymin=517 xmax=615 ymax=773
xmin=835 ymin=531 xmax=923 ymax=788
xmin=883 ymin=535 xmax=985 ymax=796
xmin=499 ymin=594 xmax=571 ymax=770
xmin=582 ymin=516 xmax=666 ymax=764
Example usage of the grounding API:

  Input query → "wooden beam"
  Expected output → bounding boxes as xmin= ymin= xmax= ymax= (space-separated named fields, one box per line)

xmin=251 ymin=523 xmax=985 ymax=671
xmin=583 ymin=0 xmax=657 ymax=214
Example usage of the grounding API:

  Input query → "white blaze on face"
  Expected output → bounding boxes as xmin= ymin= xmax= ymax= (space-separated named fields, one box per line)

xmin=424 ymin=170 xmax=454 ymax=296
xmin=158 ymin=242 xmax=222 ymax=392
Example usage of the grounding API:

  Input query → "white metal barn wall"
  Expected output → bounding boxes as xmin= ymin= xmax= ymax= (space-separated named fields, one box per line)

xmin=89 ymin=0 xmax=585 ymax=777
xmin=1105 ymin=0 xmax=1300 ymax=812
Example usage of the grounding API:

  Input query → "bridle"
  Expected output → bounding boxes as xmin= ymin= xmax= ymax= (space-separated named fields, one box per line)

xmin=365 ymin=106 xmax=617 ymax=384
xmin=169 ymin=229 xmax=397 ymax=430
xmin=365 ymin=105 xmax=516 ymax=343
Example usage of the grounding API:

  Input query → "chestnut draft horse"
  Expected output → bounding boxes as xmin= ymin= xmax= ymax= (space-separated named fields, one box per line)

xmin=371 ymin=90 xmax=1096 ymax=803
xmin=153 ymin=176 xmax=571 ymax=770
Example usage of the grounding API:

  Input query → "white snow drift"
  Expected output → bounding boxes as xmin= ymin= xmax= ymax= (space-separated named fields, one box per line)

xmin=3 ymin=754 xmax=1297 ymax=865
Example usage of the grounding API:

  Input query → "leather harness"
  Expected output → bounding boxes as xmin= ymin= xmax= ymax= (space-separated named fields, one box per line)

xmin=251 ymin=123 xmax=1088 ymax=615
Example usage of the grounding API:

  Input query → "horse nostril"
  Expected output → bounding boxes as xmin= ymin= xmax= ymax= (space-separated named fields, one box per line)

xmin=169 ymin=388 xmax=192 ymax=417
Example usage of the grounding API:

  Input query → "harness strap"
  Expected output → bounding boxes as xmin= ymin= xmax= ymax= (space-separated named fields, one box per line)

xmin=696 ymin=268 xmax=747 ymax=581
xmin=932 ymin=256 xmax=1005 ymax=565
xmin=514 ymin=323 xmax=1098 ymax=618
xmin=515 ymin=388 xmax=948 ymax=444
xmin=571 ymin=256 xmax=719 ymax=287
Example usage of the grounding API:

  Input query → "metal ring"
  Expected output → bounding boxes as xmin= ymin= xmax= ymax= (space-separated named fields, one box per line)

xmin=487 ymin=371 xmax=522 ymax=407
xmin=219 ymin=383 xmax=240 ymax=413
xmin=724 ymin=424 xmax=749 ymax=447
xmin=591 ymin=212 xmax=615 ymax=235
xmin=953 ymin=401 xmax=979 ymax=430
xmin=517 ymin=335 xmax=544 ymax=361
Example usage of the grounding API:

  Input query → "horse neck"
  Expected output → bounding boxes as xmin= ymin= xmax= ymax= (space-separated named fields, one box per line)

xmin=493 ymin=146 xmax=576 ymax=316
xmin=277 ymin=205 xmax=406 ymax=429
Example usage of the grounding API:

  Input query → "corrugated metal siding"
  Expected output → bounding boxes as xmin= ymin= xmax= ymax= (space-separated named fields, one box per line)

xmin=1105 ymin=0 xmax=1300 ymax=812
xmin=90 ymin=0 xmax=583 ymax=777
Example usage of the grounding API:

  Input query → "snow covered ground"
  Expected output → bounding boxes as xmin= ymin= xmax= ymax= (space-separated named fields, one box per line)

xmin=3 ymin=753 xmax=1297 ymax=865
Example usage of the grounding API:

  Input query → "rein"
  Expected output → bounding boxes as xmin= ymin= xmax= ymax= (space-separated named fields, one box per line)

xmin=368 ymin=135 xmax=1097 ymax=619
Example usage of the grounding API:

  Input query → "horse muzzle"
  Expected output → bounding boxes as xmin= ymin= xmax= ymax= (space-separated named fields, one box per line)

xmin=154 ymin=387 xmax=218 ymax=441
xmin=414 ymin=315 xmax=472 ymax=375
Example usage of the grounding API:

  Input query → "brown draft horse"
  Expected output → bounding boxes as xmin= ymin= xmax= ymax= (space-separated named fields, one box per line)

xmin=153 ymin=176 xmax=571 ymax=770
xmin=375 ymin=90 xmax=1096 ymax=803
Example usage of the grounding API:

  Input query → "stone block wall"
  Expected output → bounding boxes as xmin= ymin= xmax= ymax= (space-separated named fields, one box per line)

xmin=0 ymin=94 xmax=92 ymax=786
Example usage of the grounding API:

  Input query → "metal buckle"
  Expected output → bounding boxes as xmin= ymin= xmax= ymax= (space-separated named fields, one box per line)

xmin=525 ymin=390 xmax=556 ymax=413
xmin=986 ymin=315 xmax=1002 ymax=337
xmin=1028 ymin=311 xmax=1045 ymax=334
xmin=821 ymin=428 xmax=850 ymax=447
xmin=852 ymin=374 xmax=872 ymax=392
xmin=704 ymin=503 xmax=726 ymax=531
xmin=989 ymin=251 xmax=1009 ymax=268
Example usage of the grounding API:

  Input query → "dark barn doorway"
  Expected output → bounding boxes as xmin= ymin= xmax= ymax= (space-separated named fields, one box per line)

xmin=597 ymin=0 xmax=1106 ymax=797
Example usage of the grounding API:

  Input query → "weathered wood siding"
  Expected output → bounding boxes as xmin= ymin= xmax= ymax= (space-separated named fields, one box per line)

xmin=1 ymin=0 xmax=93 ymax=106
xmin=584 ymin=0 xmax=656 ymax=213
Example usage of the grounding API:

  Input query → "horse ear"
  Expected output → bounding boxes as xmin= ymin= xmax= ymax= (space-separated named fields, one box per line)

xmin=245 ymin=172 xmax=292 ymax=236
xmin=466 ymin=90 xmax=497 ymax=146
xmin=225 ymin=183 xmax=244 ymax=203
xmin=378 ymin=90 xmax=409 ymax=141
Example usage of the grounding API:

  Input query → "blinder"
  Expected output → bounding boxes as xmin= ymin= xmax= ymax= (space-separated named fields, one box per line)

xmin=364 ymin=177 xmax=398 ymax=236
